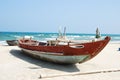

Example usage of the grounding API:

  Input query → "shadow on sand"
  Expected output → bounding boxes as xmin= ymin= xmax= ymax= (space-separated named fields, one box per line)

xmin=10 ymin=49 xmax=80 ymax=72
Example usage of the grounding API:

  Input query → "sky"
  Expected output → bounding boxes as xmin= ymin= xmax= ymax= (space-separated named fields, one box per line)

xmin=0 ymin=0 xmax=120 ymax=34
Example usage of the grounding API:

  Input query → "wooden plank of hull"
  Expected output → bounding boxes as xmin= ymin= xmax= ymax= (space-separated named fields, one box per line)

xmin=21 ymin=48 xmax=90 ymax=64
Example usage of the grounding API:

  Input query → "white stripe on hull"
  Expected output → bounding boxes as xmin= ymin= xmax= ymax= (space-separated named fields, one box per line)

xmin=21 ymin=48 xmax=90 ymax=64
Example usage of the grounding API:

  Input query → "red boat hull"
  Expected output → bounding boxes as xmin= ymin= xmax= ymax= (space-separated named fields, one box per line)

xmin=18 ymin=36 xmax=110 ymax=64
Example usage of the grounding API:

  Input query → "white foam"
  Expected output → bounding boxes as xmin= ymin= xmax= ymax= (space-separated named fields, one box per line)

xmin=0 ymin=41 xmax=8 ymax=45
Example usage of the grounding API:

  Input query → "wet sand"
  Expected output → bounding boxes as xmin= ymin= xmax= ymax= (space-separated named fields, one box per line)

xmin=0 ymin=43 xmax=120 ymax=80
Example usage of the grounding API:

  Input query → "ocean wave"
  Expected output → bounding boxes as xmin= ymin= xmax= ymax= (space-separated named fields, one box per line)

xmin=0 ymin=32 xmax=120 ymax=42
xmin=44 ymin=38 xmax=56 ymax=40
xmin=13 ymin=35 xmax=21 ymax=38
xmin=37 ymin=34 xmax=45 ymax=37
xmin=112 ymin=37 xmax=120 ymax=40
xmin=0 ymin=41 xmax=8 ymax=45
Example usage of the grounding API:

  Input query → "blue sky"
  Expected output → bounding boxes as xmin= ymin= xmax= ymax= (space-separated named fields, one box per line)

xmin=0 ymin=0 xmax=120 ymax=34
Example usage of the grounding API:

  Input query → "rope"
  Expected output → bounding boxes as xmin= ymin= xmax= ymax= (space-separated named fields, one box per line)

xmin=39 ymin=69 xmax=120 ymax=79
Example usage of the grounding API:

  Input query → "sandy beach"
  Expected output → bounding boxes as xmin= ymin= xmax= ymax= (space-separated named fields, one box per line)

xmin=0 ymin=43 xmax=120 ymax=80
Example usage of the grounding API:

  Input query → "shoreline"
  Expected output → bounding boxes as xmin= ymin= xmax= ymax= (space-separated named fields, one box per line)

xmin=1 ymin=40 xmax=120 ymax=46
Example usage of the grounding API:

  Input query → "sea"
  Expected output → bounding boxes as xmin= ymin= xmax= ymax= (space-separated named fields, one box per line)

xmin=0 ymin=32 xmax=120 ymax=45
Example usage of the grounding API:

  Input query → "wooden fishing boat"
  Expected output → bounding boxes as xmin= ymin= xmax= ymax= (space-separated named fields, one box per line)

xmin=6 ymin=40 xmax=18 ymax=46
xmin=18 ymin=36 xmax=110 ymax=64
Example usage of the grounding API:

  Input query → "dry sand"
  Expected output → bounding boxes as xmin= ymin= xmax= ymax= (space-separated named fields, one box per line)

xmin=0 ymin=43 xmax=120 ymax=80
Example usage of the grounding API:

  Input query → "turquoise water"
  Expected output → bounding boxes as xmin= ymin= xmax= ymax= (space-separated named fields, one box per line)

xmin=0 ymin=32 xmax=120 ymax=44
